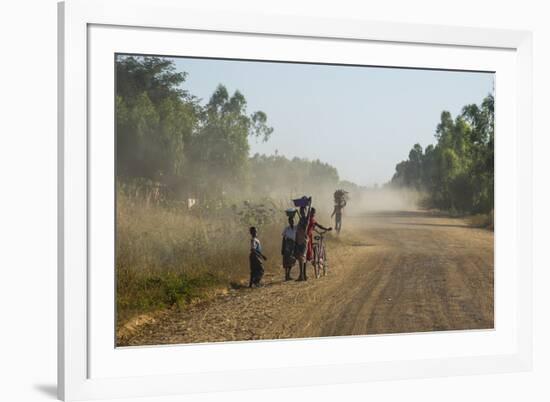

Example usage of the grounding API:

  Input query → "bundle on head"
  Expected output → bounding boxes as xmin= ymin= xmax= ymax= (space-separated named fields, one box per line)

xmin=285 ymin=208 xmax=297 ymax=219
xmin=292 ymin=196 xmax=312 ymax=208
xmin=334 ymin=189 xmax=348 ymax=206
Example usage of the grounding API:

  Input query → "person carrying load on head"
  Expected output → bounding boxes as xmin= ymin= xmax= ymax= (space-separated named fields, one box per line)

xmin=292 ymin=197 xmax=311 ymax=281
xmin=292 ymin=197 xmax=332 ymax=281
xmin=281 ymin=209 xmax=297 ymax=281
xmin=331 ymin=189 xmax=348 ymax=234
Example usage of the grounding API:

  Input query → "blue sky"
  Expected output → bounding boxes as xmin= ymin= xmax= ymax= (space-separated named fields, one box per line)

xmin=173 ymin=57 xmax=493 ymax=186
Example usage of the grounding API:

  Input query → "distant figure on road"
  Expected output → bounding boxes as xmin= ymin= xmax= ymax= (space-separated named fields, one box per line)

xmin=331 ymin=200 xmax=346 ymax=234
xmin=332 ymin=189 xmax=348 ymax=234
xmin=281 ymin=211 xmax=297 ymax=281
xmin=249 ymin=226 xmax=267 ymax=288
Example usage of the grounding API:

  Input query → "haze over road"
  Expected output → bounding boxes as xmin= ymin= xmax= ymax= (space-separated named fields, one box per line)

xmin=119 ymin=210 xmax=494 ymax=346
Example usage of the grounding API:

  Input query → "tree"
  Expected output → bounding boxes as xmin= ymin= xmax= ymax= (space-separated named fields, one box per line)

xmin=116 ymin=56 xmax=198 ymax=188
xmin=116 ymin=56 xmax=188 ymax=103
xmin=390 ymin=94 xmax=494 ymax=214
xmin=186 ymin=85 xmax=273 ymax=200
xmin=116 ymin=57 xmax=274 ymax=202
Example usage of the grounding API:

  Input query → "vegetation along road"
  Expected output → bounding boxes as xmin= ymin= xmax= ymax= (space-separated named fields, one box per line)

xmin=118 ymin=210 xmax=494 ymax=346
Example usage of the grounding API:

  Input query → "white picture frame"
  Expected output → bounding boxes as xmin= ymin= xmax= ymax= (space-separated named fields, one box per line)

xmin=58 ymin=0 xmax=533 ymax=400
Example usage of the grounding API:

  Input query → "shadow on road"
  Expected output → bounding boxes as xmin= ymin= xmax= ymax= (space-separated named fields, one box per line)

xmin=396 ymin=221 xmax=469 ymax=229
xmin=358 ymin=210 xmax=444 ymax=218
xmin=350 ymin=242 xmax=375 ymax=247
xmin=348 ymin=210 xmax=479 ymax=230
xmin=230 ymin=281 xmax=249 ymax=290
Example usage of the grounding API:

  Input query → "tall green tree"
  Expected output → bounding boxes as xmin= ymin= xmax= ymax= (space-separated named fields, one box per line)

xmin=115 ymin=57 xmax=274 ymax=201
xmin=186 ymin=85 xmax=273 ymax=199
xmin=391 ymin=94 xmax=494 ymax=214
xmin=116 ymin=56 xmax=198 ymax=187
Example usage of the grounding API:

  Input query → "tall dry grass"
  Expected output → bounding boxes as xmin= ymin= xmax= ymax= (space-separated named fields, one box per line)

xmin=116 ymin=191 xmax=286 ymax=326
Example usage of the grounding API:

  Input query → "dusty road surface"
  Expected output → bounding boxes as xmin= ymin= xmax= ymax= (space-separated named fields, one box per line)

xmin=118 ymin=210 xmax=494 ymax=346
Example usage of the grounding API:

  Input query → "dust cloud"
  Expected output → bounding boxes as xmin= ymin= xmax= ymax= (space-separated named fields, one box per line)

xmin=345 ymin=188 xmax=422 ymax=216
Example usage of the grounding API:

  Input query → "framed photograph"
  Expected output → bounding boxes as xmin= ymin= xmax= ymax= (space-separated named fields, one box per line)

xmin=58 ymin=0 xmax=533 ymax=400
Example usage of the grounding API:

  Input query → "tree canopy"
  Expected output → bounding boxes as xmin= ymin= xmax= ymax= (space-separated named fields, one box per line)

xmin=390 ymin=94 xmax=494 ymax=214
xmin=116 ymin=55 xmax=340 ymax=203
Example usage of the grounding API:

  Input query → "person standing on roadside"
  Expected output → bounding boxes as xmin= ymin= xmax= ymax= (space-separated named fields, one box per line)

xmin=281 ymin=212 xmax=297 ymax=281
xmin=249 ymin=226 xmax=267 ymax=288
xmin=294 ymin=206 xmax=309 ymax=281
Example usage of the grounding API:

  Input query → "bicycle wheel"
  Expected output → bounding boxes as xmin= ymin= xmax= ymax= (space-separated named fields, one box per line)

xmin=321 ymin=242 xmax=328 ymax=276
xmin=313 ymin=243 xmax=321 ymax=278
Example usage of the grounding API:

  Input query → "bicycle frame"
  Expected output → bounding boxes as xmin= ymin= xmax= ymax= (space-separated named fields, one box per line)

xmin=312 ymin=229 xmax=329 ymax=278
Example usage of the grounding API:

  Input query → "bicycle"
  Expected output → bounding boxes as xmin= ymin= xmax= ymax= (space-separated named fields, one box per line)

xmin=312 ymin=228 xmax=330 ymax=278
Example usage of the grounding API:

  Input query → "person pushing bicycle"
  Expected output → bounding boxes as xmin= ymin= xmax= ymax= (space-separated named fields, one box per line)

xmin=299 ymin=207 xmax=331 ymax=281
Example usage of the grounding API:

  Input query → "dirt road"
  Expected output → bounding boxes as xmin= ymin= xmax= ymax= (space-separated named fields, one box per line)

xmin=119 ymin=210 xmax=494 ymax=346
